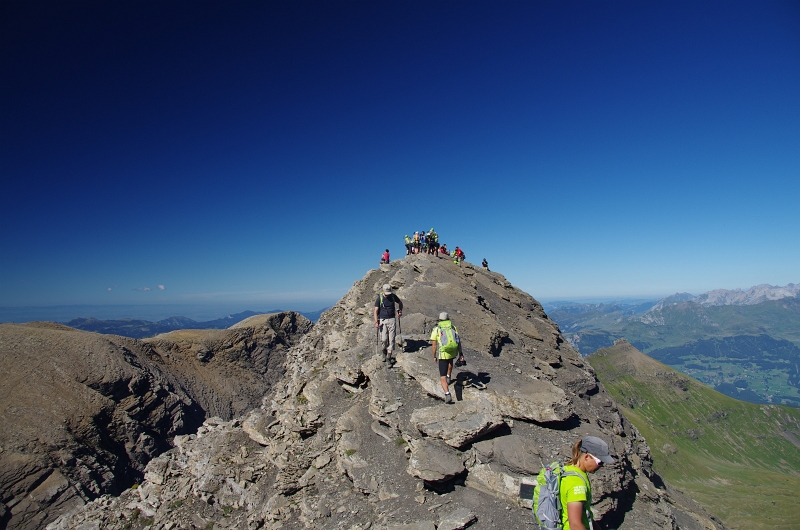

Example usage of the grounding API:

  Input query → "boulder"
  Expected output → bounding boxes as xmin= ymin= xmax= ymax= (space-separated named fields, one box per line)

xmin=410 ymin=395 xmax=505 ymax=448
xmin=406 ymin=438 xmax=465 ymax=482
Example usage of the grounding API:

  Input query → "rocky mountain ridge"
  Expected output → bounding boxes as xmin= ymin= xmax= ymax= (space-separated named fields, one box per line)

xmin=0 ymin=312 xmax=310 ymax=529
xmin=648 ymin=283 xmax=799 ymax=313
xmin=64 ymin=309 xmax=325 ymax=339
xmin=50 ymin=255 xmax=724 ymax=529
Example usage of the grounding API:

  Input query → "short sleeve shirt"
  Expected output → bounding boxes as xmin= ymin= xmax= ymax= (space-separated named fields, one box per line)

xmin=560 ymin=465 xmax=592 ymax=530
xmin=429 ymin=321 xmax=458 ymax=345
xmin=375 ymin=294 xmax=401 ymax=319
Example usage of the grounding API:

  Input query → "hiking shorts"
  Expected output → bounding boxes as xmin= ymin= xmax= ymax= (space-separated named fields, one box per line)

xmin=438 ymin=358 xmax=453 ymax=377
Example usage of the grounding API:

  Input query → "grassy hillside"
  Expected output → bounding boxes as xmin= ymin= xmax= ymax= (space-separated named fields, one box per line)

xmin=589 ymin=340 xmax=800 ymax=530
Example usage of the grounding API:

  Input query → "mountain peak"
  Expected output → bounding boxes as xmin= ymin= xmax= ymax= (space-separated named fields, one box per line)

xmin=50 ymin=255 xmax=724 ymax=530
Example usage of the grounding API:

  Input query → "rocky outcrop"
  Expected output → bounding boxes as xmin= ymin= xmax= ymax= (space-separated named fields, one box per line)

xmin=0 ymin=312 xmax=310 ymax=529
xmin=145 ymin=311 xmax=312 ymax=420
xmin=49 ymin=255 xmax=726 ymax=529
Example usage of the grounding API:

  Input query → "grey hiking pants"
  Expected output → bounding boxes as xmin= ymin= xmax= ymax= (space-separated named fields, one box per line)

xmin=379 ymin=318 xmax=396 ymax=355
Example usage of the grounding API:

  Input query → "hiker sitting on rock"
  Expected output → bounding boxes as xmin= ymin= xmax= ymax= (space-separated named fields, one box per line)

xmin=482 ymin=258 xmax=489 ymax=271
xmin=380 ymin=249 xmax=390 ymax=264
xmin=430 ymin=312 xmax=465 ymax=404
xmin=374 ymin=284 xmax=402 ymax=365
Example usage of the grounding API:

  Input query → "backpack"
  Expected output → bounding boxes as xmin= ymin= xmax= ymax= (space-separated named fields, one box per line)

xmin=532 ymin=462 xmax=591 ymax=530
xmin=436 ymin=321 xmax=460 ymax=359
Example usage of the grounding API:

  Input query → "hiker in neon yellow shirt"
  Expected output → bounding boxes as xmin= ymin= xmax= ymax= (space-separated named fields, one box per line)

xmin=430 ymin=312 xmax=465 ymax=404
xmin=561 ymin=436 xmax=615 ymax=530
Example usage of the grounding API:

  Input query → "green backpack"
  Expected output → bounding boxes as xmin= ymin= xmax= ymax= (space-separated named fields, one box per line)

xmin=436 ymin=321 xmax=460 ymax=359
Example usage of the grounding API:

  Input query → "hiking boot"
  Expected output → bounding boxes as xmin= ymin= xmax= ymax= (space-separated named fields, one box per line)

xmin=445 ymin=393 xmax=454 ymax=404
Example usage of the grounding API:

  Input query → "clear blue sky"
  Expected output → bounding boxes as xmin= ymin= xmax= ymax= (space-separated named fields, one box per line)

xmin=2 ymin=1 xmax=798 ymax=320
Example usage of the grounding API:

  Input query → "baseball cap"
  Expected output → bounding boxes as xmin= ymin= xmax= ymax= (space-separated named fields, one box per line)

xmin=382 ymin=284 xmax=392 ymax=295
xmin=438 ymin=312 xmax=449 ymax=321
xmin=581 ymin=436 xmax=615 ymax=464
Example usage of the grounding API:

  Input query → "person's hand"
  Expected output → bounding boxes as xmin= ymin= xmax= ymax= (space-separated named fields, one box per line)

xmin=397 ymin=310 xmax=402 ymax=317
xmin=375 ymin=321 xmax=379 ymax=328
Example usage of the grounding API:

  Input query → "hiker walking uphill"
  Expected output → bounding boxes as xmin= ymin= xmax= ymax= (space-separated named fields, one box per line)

xmin=430 ymin=312 xmax=465 ymax=404
xmin=533 ymin=436 xmax=615 ymax=530
xmin=374 ymin=284 xmax=403 ymax=365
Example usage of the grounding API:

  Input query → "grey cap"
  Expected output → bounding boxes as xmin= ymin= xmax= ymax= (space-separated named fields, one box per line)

xmin=438 ymin=312 xmax=449 ymax=321
xmin=382 ymin=284 xmax=392 ymax=295
xmin=581 ymin=436 xmax=615 ymax=464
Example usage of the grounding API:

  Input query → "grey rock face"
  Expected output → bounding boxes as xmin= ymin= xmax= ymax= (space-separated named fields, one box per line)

xmin=0 ymin=312 xmax=310 ymax=529
xmin=48 ymin=255 xmax=727 ymax=530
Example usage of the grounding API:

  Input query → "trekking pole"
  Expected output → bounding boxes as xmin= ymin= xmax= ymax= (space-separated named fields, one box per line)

xmin=397 ymin=316 xmax=403 ymax=352
xmin=376 ymin=325 xmax=379 ymax=358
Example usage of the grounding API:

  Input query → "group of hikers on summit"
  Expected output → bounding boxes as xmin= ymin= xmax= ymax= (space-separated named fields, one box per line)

xmin=398 ymin=228 xmax=467 ymax=265
xmin=372 ymin=280 xmax=613 ymax=530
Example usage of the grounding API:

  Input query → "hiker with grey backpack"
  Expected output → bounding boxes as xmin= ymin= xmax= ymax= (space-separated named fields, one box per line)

xmin=531 ymin=436 xmax=615 ymax=530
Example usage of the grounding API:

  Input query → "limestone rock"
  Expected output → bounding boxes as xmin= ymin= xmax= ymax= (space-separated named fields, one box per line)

xmin=438 ymin=507 xmax=478 ymax=530
xmin=410 ymin=395 xmax=505 ymax=448
xmin=406 ymin=439 xmax=465 ymax=482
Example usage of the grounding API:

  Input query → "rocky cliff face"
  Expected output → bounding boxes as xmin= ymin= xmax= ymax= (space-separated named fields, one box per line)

xmin=0 ymin=312 xmax=309 ymax=529
xmin=48 ymin=255 xmax=725 ymax=529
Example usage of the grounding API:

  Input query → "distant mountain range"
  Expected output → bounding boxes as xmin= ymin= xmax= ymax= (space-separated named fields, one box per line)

xmin=588 ymin=340 xmax=800 ymax=530
xmin=65 ymin=308 xmax=328 ymax=339
xmin=546 ymin=283 xmax=800 ymax=407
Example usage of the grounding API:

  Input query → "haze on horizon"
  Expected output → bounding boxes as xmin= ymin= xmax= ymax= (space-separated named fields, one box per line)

xmin=2 ymin=1 xmax=798 ymax=319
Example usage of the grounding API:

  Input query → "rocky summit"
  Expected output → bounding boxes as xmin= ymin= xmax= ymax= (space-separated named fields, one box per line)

xmin=0 ymin=312 xmax=310 ymax=529
xmin=47 ymin=254 xmax=725 ymax=529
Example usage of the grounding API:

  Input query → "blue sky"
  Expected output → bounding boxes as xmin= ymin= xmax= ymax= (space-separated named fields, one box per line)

xmin=2 ymin=1 xmax=798 ymax=321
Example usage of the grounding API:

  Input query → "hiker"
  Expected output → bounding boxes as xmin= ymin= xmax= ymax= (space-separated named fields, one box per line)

xmin=413 ymin=232 xmax=420 ymax=254
xmin=380 ymin=249 xmax=390 ymax=264
xmin=428 ymin=228 xmax=439 ymax=256
xmin=482 ymin=258 xmax=489 ymax=271
xmin=419 ymin=231 xmax=427 ymax=254
xmin=439 ymin=244 xmax=449 ymax=256
xmin=453 ymin=246 xmax=465 ymax=265
xmin=430 ymin=312 xmax=465 ymax=404
xmin=404 ymin=235 xmax=413 ymax=255
xmin=374 ymin=284 xmax=403 ymax=364
xmin=549 ymin=437 xmax=615 ymax=530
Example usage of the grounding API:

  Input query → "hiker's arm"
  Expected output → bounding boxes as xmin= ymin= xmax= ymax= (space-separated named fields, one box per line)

xmin=431 ymin=340 xmax=437 ymax=361
xmin=373 ymin=306 xmax=380 ymax=327
xmin=566 ymin=502 xmax=587 ymax=530
xmin=397 ymin=297 xmax=403 ymax=317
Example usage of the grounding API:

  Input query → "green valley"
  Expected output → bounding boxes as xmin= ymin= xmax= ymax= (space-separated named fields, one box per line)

xmin=589 ymin=340 xmax=800 ymax=530
xmin=549 ymin=296 xmax=800 ymax=406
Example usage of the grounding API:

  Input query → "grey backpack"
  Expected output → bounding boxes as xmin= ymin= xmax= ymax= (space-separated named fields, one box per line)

xmin=533 ymin=462 xmax=592 ymax=530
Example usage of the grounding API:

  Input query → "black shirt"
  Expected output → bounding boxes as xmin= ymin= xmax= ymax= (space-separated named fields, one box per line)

xmin=375 ymin=293 xmax=403 ymax=319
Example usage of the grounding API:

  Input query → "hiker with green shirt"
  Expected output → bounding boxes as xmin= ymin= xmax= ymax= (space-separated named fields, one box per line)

xmin=430 ymin=312 xmax=465 ymax=404
xmin=560 ymin=436 xmax=615 ymax=530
